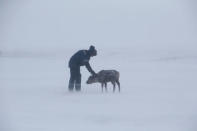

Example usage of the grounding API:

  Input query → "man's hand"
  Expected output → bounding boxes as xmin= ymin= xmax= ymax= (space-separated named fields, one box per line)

xmin=92 ymin=72 xmax=98 ymax=77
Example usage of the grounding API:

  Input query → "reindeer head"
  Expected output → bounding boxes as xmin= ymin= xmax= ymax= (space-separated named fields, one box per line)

xmin=86 ymin=75 xmax=99 ymax=84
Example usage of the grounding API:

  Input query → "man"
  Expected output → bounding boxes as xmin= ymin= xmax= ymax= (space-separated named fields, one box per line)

xmin=68 ymin=45 xmax=97 ymax=91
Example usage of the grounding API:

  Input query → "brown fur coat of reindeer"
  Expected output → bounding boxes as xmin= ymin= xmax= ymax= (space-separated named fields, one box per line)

xmin=86 ymin=70 xmax=120 ymax=92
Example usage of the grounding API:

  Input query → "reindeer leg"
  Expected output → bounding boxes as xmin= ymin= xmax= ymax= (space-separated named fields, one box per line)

xmin=112 ymin=81 xmax=116 ymax=93
xmin=105 ymin=83 xmax=108 ymax=92
xmin=101 ymin=83 xmax=104 ymax=93
xmin=116 ymin=80 xmax=120 ymax=92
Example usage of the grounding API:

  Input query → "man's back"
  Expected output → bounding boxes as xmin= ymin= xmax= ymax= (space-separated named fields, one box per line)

xmin=69 ymin=50 xmax=90 ymax=67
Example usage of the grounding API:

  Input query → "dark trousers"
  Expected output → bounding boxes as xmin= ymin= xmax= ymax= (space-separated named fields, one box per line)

xmin=68 ymin=66 xmax=81 ymax=91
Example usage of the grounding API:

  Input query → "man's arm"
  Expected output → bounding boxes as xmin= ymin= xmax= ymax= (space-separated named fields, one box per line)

xmin=85 ymin=62 xmax=96 ymax=76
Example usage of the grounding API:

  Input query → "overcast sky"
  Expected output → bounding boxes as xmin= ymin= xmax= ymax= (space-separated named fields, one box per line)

xmin=0 ymin=0 xmax=196 ymax=52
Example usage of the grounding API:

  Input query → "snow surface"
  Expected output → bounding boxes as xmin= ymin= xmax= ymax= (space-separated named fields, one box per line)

xmin=1 ymin=48 xmax=197 ymax=131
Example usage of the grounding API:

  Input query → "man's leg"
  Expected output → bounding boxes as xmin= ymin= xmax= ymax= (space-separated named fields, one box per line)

xmin=75 ymin=74 xmax=81 ymax=91
xmin=75 ymin=67 xmax=81 ymax=91
xmin=68 ymin=68 xmax=75 ymax=92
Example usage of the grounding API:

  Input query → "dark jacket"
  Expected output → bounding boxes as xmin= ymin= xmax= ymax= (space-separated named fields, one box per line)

xmin=69 ymin=50 xmax=96 ymax=75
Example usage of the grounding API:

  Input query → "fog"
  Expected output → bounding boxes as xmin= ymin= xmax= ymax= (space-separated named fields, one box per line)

xmin=1 ymin=0 xmax=197 ymax=54
xmin=1 ymin=1 xmax=197 ymax=131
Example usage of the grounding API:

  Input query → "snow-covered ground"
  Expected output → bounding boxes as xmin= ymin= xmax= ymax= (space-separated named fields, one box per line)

xmin=1 ymin=48 xmax=197 ymax=131
xmin=1 ymin=0 xmax=197 ymax=130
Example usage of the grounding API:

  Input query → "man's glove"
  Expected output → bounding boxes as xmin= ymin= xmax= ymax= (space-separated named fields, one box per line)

xmin=92 ymin=72 xmax=98 ymax=77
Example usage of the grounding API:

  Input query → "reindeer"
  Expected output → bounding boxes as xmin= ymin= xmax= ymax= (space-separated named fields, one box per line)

xmin=86 ymin=70 xmax=120 ymax=92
